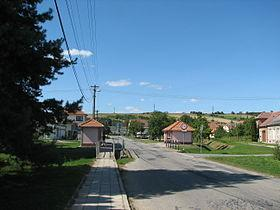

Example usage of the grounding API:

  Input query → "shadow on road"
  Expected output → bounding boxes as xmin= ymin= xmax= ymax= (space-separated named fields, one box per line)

xmin=120 ymin=169 xmax=266 ymax=199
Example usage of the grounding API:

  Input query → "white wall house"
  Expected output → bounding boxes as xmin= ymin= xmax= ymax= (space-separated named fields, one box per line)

xmin=163 ymin=121 xmax=195 ymax=144
xmin=267 ymin=115 xmax=280 ymax=144
xmin=256 ymin=112 xmax=280 ymax=144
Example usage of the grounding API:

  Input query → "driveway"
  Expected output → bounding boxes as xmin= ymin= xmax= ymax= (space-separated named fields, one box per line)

xmin=117 ymin=137 xmax=280 ymax=210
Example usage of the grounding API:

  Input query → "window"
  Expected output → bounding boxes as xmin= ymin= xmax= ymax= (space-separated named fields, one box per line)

xmin=167 ymin=132 xmax=171 ymax=139
xmin=76 ymin=116 xmax=83 ymax=121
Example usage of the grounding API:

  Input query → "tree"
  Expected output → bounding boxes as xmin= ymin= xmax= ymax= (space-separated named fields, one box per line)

xmin=214 ymin=126 xmax=228 ymax=139
xmin=243 ymin=118 xmax=258 ymax=141
xmin=191 ymin=116 xmax=211 ymax=140
xmin=128 ymin=121 xmax=144 ymax=137
xmin=64 ymin=97 xmax=83 ymax=113
xmin=230 ymin=124 xmax=245 ymax=139
xmin=179 ymin=114 xmax=194 ymax=125
xmin=0 ymin=0 xmax=71 ymax=163
xmin=148 ymin=112 xmax=175 ymax=140
xmin=98 ymin=117 xmax=112 ymax=139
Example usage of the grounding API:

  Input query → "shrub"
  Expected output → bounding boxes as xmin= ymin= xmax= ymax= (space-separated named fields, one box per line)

xmin=274 ymin=143 xmax=280 ymax=161
xmin=29 ymin=143 xmax=63 ymax=167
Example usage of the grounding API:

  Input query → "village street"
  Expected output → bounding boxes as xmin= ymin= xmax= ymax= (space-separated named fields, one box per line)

xmin=117 ymin=137 xmax=280 ymax=210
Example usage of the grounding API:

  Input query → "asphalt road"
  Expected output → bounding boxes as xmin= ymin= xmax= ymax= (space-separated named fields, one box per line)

xmin=117 ymin=137 xmax=280 ymax=210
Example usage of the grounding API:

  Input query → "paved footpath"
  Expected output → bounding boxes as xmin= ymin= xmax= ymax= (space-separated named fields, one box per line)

xmin=71 ymin=152 xmax=130 ymax=210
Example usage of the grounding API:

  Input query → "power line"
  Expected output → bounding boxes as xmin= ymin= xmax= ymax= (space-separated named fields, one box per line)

xmin=64 ymin=0 xmax=91 ymax=87
xmin=92 ymin=0 xmax=99 ymax=82
xmin=74 ymin=0 xmax=95 ymax=83
xmin=87 ymin=0 xmax=99 ymax=83
xmin=53 ymin=0 xmax=89 ymax=102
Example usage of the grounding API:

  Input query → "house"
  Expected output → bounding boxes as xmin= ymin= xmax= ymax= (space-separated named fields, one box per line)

xmin=208 ymin=121 xmax=221 ymax=138
xmin=256 ymin=112 xmax=280 ymax=144
xmin=163 ymin=121 xmax=195 ymax=144
xmin=79 ymin=119 xmax=104 ymax=147
xmin=65 ymin=111 xmax=88 ymax=139
xmin=267 ymin=115 xmax=280 ymax=144
xmin=67 ymin=110 xmax=88 ymax=122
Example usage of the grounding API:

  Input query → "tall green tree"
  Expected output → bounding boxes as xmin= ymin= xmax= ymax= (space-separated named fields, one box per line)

xmin=64 ymin=97 xmax=83 ymax=113
xmin=148 ymin=112 xmax=175 ymax=140
xmin=179 ymin=114 xmax=194 ymax=125
xmin=0 ymin=0 xmax=71 ymax=163
xmin=191 ymin=116 xmax=211 ymax=140
xmin=243 ymin=118 xmax=258 ymax=141
xmin=214 ymin=126 xmax=228 ymax=139
xmin=128 ymin=121 xmax=144 ymax=137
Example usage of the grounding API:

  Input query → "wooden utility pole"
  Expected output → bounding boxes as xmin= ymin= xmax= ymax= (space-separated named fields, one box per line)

xmin=96 ymin=110 xmax=99 ymax=120
xmin=200 ymin=125 xmax=204 ymax=153
xmin=91 ymin=85 xmax=100 ymax=119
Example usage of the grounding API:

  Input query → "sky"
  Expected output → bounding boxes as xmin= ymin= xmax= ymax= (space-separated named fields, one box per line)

xmin=40 ymin=0 xmax=280 ymax=114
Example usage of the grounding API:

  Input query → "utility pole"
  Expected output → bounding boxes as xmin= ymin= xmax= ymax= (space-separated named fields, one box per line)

xmin=91 ymin=85 xmax=100 ymax=119
xmin=153 ymin=104 xmax=156 ymax=112
xmin=212 ymin=105 xmax=214 ymax=120
xmin=96 ymin=110 xmax=99 ymax=121
xmin=113 ymin=107 xmax=115 ymax=114
xmin=200 ymin=125 xmax=204 ymax=154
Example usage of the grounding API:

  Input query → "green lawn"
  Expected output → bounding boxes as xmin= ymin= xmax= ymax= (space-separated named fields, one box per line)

xmin=117 ymin=157 xmax=134 ymax=166
xmin=179 ymin=137 xmax=273 ymax=155
xmin=0 ymin=140 xmax=95 ymax=210
xmin=207 ymin=156 xmax=280 ymax=177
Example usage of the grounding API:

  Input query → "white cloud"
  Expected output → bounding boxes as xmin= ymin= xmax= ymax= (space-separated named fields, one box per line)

xmin=139 ymin=82 xmax=150 ymax=86
xmin=183 ymin=98 xmax=199 ymax=103
xmin=125 ymin=106 xmax=141 ymax=113
xmin=140 ymin=98 xmax=145 ymax=102
xmin=107 ymin=103 xmax=112 ymax=106
xmin=139 ymin=81 xmax=163 ymax=90
xmin=190 ymin=98 xmax=199 ymax=103
xmin=63 ymin=48 xmax=93 ymax=58
xmin=105 ymin=80 xmax=131 ymax=87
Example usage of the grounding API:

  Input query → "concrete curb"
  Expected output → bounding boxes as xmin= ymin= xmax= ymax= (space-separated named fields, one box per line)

xmin=113 ymin=158 xmax=131 ymax=210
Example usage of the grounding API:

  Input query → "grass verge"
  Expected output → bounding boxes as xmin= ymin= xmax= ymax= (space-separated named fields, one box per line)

xmin=207 ymin=156 xmax=280 ymax=177
xmin=0 ymin=140 xmax=95 ymax=210
xmin=179 ymin=137 xmax=273 ymax=155
xmin=117 ymin=157 xmax=134 ymax=166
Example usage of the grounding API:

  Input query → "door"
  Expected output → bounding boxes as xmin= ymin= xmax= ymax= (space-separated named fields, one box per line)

xmin=262 ymin=130 xmax=266 ymax=142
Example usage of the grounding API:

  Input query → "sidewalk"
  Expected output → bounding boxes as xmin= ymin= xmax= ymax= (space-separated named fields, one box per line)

xmin=71 ymin=152 xmax=130 ymax=210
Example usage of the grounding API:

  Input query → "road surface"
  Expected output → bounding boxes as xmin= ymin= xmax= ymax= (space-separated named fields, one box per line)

xmin=117 ymin=137 xmax=280 ymax=210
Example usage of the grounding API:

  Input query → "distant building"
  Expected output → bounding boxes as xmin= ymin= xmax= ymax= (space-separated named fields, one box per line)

xmin=256 ymin=112 xmax=280 ymax=144
xmin=66 ymin=111 xmax=88 ymax=139
xmin=208 ymin=121 xmax=221 ymax=138
xmin=47 ymin=110 xmax=88 ymax=140
xmin=163 ymin=121 xmax=195 ymax=144
xmin=79 ymin=119 xmax=104 ymax=147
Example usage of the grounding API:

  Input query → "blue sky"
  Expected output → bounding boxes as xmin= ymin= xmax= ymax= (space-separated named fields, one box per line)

xmin=40 ymin=0 xmax=280 ymax=114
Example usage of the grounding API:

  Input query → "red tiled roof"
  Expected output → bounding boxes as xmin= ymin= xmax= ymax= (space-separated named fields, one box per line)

xmin=259 ymin=112 xmax=280 ymax=127
xmin=267 ymin=115 xmax=280 ymax=126
xmin=163 ymin=121 xmax=195 ymax=132
xmin=79 ymin=119 xmax=104 ymax=128
xmin=256 ymin=112 xmax=272 ymax=119
xmin=208 ymin=121 xmax=220 ymax=133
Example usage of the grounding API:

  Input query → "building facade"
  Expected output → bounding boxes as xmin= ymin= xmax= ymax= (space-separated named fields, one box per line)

xmin=256 ymin=112 xmax=280 ymax=144
xmin=163 ymin=121 xmax=195 ymax=144
xmin=79 ymin=119 xmax=104 ymax=147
